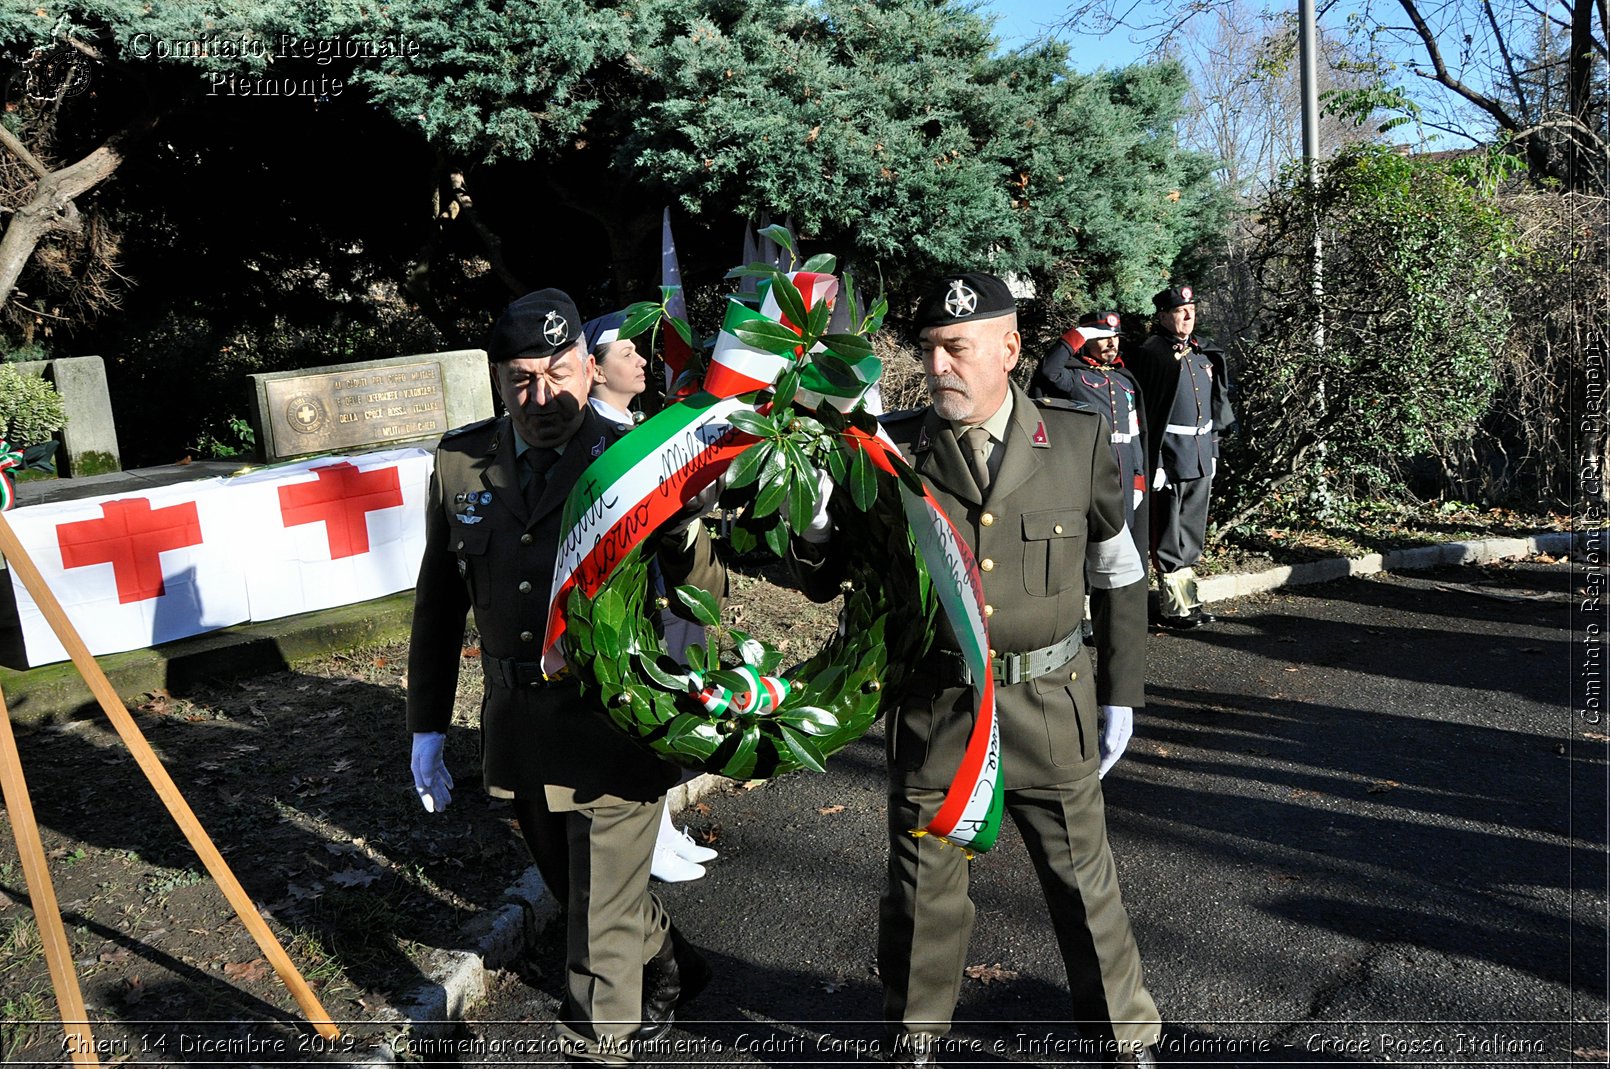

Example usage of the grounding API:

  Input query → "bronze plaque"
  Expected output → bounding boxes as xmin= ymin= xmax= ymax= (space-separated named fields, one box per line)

xmin=264 ymin=361 xmax=446 ymax=457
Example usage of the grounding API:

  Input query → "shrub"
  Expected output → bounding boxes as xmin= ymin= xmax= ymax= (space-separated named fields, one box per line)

xmin=0 ymin=365 xmax=67 ymax=447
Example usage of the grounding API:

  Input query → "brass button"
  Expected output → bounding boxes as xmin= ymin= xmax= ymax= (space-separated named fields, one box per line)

xmin=520 ymin=631 xmax=535 ymax=643
xmin=1053 ymin=523 xmax=1064 ymax=534
xmin=981 ymin=558 xmax=995 ymax=572
xmin=988 ymin=648 xmax=997 ymax=659
xmin=983 ymin=604 xmax=994 ymax=618
xmin=1070 ymin=670 xmax=1079 ymax=682
xmin=981 ymin=512 xmax=995 ymax=527
xmin=455 ymin=540 xmax=465 ymax=550
xmin=520 ymin=533 xmax=534 ymax=546
xmin=518 ymin=581 xmax=532 ymax=594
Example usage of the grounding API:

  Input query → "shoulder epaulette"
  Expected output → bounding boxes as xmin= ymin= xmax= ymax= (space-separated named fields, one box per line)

xmin=877 ymin=407 xmax=927 ymax=425
xmin=1032 ymin=396 xmax=1095 ymax=414
xmin=441 ymin=415 xmax=500 ymax=441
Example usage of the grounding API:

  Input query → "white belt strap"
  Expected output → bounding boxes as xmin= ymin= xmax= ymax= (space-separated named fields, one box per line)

xmin=1164 ymin=421 xmax=1212 ymax=436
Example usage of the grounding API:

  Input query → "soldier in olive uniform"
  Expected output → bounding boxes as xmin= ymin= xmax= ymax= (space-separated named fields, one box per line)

xmin=1128 ymin=285 xmax=1235 ymax=630
xmin=406 ymin=290 xmax=722 ymax=1064
xmin=1030 ymin=309 xmax=1149 ymax=563
xmin=801 ymin=274 xmax=1161 ymax=1067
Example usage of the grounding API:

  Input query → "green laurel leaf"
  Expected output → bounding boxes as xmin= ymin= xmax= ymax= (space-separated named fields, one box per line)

xmin=727 ymin=409 xmax=780 ymax=438
xmin=849 ymin=444 xmax=878 ymax=511
xmin=776 ymin=725 xmax=827 ymax=773
xmin=733 ymin=319 xmax=806 ymax=356
xmin=674 ymin=585 xmax=721 ymax=627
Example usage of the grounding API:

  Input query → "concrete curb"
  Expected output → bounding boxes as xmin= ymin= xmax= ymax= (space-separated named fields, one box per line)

xmin=357 ymin=774 xmax=727 ymax=1063
xmin=1196 ymin=530 xmax=1580 ymax=604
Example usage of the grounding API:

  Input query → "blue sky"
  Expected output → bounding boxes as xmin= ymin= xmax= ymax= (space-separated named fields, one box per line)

xmin=979 ymin=0 xmax=1151 ymax=68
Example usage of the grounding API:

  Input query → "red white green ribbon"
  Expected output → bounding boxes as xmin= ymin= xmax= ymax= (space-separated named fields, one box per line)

xmin=0 ymin=438 xmax=21 ymax=512
xmin=543 ymin=272 xmax=1004 ymax=852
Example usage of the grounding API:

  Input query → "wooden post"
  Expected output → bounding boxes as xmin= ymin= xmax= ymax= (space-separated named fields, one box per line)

xmin=0 ymin=512 xmax=340 ymax=1039
xmin=0 ymin=681 xmax=99 ymax=1065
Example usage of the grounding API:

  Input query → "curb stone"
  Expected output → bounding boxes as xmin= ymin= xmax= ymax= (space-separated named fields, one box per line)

xmin=357 ymin=774 xmax=725 ymax=1064
xmin=1195 ymin=531 xmax=1580 ymax=604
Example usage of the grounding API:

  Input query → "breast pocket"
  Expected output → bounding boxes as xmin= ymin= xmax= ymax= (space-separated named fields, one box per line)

xmin=450 ymin=522 xmax=492 ymax=604
xmin=1021 ymin=508 xmax=1083 ymax=597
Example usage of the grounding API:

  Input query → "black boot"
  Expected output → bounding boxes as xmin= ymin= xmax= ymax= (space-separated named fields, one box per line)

xmin=637 ymin=927 xmax=710 ymax=1042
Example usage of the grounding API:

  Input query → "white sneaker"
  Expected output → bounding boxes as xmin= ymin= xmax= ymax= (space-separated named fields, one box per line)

xmin=671 ymin=826 xmax=718 ymax=864
xmin=651 ymin=845 xmax=706 ymax=883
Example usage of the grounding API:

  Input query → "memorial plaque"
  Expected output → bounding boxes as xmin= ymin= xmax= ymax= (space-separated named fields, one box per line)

xmin=263 ymin=361 xmax=446 ymax=456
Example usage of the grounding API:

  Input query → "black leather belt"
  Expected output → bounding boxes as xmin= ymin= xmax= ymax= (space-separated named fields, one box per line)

xmin=931 ymin=629 xmax=1083 ymax=687
xmin=481 ymin=654 xmax=565 ymax=690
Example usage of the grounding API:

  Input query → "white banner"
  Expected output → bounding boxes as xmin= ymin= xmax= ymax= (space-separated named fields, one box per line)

xmin=5 ymin=448 xmax=434 ymax=666
xmin=228 ymin=448 xmax=432 ymax=621
xmin=7 ymin=478 xmax=250 ymax=666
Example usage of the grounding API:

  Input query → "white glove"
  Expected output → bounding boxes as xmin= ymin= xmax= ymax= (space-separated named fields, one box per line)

xmin=411 ymin=731 xmax=453 ymax=813
xmin=669 ymin=475 xmax=724 ymax=547
xmin=800 ymin=468 xmax=836 ymax=544
xmin=1097 ymin=705 xmax=1133 ymax=779
xmin=1152 ymin=468 xmax=1167 ymax=491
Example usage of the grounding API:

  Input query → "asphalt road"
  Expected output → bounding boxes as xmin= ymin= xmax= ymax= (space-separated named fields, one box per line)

xmin=419 ymin=560 xmax=1606 ymax=1067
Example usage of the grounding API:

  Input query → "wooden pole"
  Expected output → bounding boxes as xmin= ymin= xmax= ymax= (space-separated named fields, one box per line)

xmin=0 ymin=681 xmax=99 ymax=1065
xmin=0 ymin=513 xmax=340 ymax=1039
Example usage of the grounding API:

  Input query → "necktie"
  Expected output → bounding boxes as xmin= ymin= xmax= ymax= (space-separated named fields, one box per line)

xmin=522 ymin=448 xmax=558 ymax=510
xmin=961 ymin=426 xmax=992 ymax=497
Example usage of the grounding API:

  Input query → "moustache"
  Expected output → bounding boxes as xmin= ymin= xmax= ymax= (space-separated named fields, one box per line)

xmin=926 ymin=373 xmax=969 ymax=394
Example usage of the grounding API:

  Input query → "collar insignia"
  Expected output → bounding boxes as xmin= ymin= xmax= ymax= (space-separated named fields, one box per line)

xmin=915 ymin=424 xmax=932 ymax=452
xmin=1031 ymin=420 xmax=1049 ymax=447
xmin=542 ymin=310 xmax=570 ymax=347
xmin=943 ymin=279 xmax=978 ymax=317
xmin=591 ymin=435 xmax=607 ymax=457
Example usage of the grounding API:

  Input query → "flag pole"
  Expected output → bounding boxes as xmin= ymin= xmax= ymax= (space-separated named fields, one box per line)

xmin=0 ymin=679 xmax=99 ymax=1065
xmin=0 ymin=512 xmax=340 ymax=1039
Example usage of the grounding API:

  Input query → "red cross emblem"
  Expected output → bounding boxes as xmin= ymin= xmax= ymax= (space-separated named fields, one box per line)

xmin=278 ymin=462 xmax=404 ymax=559
xmin=56 ymin=498 xmax=204 ymax=604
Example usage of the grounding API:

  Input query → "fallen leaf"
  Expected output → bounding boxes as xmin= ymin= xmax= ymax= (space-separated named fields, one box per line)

xmin=1283 ymin=666 xmax=1300 ymax=673
xmin=963 ymin=962 xmax=1019 ymax=985
xmin=817 ymin=804 xmax=846 ymax=815
xmin=329 ymin=867 xmax=381 ymax=888
xmin=223 ymin=958 xmax=271 ymax=982
xmin=1584 ymin=732 xmax=1610 ymax=742
xmin=1367 ymin=780 xmax=1400 ymax=793
xmin=373 ymin=656 xmax=389 ymax=668
xmin=99 ymin=946 xmax=132 ymax=964
xmin=331 ymin=758 xmax=355 ymax=773
xmin=692 ymin=802 xmax=712 ymax=815
xmin=697 ymin=826 xmax=721 ymax=845
xmin=1573 ymin=1048 xmax=1608 ymax=1061
xmin=461 ymin=646 xmax=481 ymax=659
xmin=821 ymin=979 xmax=845 ymax=993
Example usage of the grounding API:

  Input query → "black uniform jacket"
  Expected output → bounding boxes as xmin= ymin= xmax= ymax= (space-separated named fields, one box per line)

xmin=406 ymin=408 xmax=724 ymax=809
xmin=801 ymin=383 xmax=1147 ymax=790
xmin=1128 ymin=330 xmax=1236 ymax=473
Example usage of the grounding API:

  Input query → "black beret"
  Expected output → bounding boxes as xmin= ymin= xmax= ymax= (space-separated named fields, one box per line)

xmin=1078 ymin=310 xmax=1122 ymax=333
xmin=914 ymin=272 xmax=1016 ymax=330
xmin=487 ymin=288 xmax=584 ymax=362
xmin=1152 ymin=284 xmax=1197 ymax=312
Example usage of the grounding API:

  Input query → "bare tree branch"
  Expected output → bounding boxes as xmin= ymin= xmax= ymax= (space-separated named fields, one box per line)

xmin=1396 ymin=0 xmax=1522 ymax=132
xmin=0 ymin=124 xmax=51 ymax=182
xmin=1485 ymin=0 xmax=1534 ymax=126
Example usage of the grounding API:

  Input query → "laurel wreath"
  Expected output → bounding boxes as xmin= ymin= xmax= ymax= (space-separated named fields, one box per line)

xmin=560 ymin=241 xmax=937 ymax=779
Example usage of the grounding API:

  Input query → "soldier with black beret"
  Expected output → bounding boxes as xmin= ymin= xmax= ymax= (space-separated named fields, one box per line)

xmin=1128 ymin=285 xmax=1236 ymax=629
xmin=804 ymin=272 xmax=1161 ymax=1067
xmin=406 ymin=288 xmax=722 ymax=1063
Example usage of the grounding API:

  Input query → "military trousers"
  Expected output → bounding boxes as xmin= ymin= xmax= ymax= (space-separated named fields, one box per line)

xmin=1151 ymin=473 xmax=1211 ymax=574
xmin=515 ymin=795 xmax=670 ymax=1065
xmin=878 ymin=779 xmax=1161 ymax=1052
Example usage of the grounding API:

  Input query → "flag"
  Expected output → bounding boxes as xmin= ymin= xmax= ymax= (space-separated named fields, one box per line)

xmin=6 ymin=479 xmax=249 ymax=665
xmin=229 ymin=448 xmax=433 ymax=620
xmin=661 ymin=208 xmax=694 ymax=390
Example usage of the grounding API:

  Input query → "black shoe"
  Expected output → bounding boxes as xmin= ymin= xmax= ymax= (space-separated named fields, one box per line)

xmin=1190 ymin=608 xmax=1217 ymax=625
xmin=1157 ymin=613 xmax=1202 ymax=630
xmin=637 ymin=927 xmax=710 ymax=1042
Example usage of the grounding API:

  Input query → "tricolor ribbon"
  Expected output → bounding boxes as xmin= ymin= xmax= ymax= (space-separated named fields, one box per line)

xmin=0 ymin=438 xmax=21 ymax=512
xmin=543 ymin=272 xmax=1003 ymax=852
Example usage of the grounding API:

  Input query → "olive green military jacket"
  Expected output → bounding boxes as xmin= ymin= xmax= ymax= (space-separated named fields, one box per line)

xmin=406 ymin=409 xmax=723 ymax=809
xmin=879 ymin=383 xmax=1147 ymax=790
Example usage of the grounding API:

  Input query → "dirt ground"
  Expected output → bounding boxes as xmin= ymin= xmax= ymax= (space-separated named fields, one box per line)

xmin=0 ymin=562 xmax=841 ymax=1066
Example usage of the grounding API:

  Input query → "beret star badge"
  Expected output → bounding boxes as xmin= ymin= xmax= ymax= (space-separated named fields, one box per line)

xmin=542 ymin=310 xmax=570 ymax=347
xmin=943 ymin=279 xmax=978 ymax=318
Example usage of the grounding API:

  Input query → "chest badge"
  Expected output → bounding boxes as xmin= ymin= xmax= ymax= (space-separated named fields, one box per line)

xmin=1031 ymin=420 xmax=1049 ymax=447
